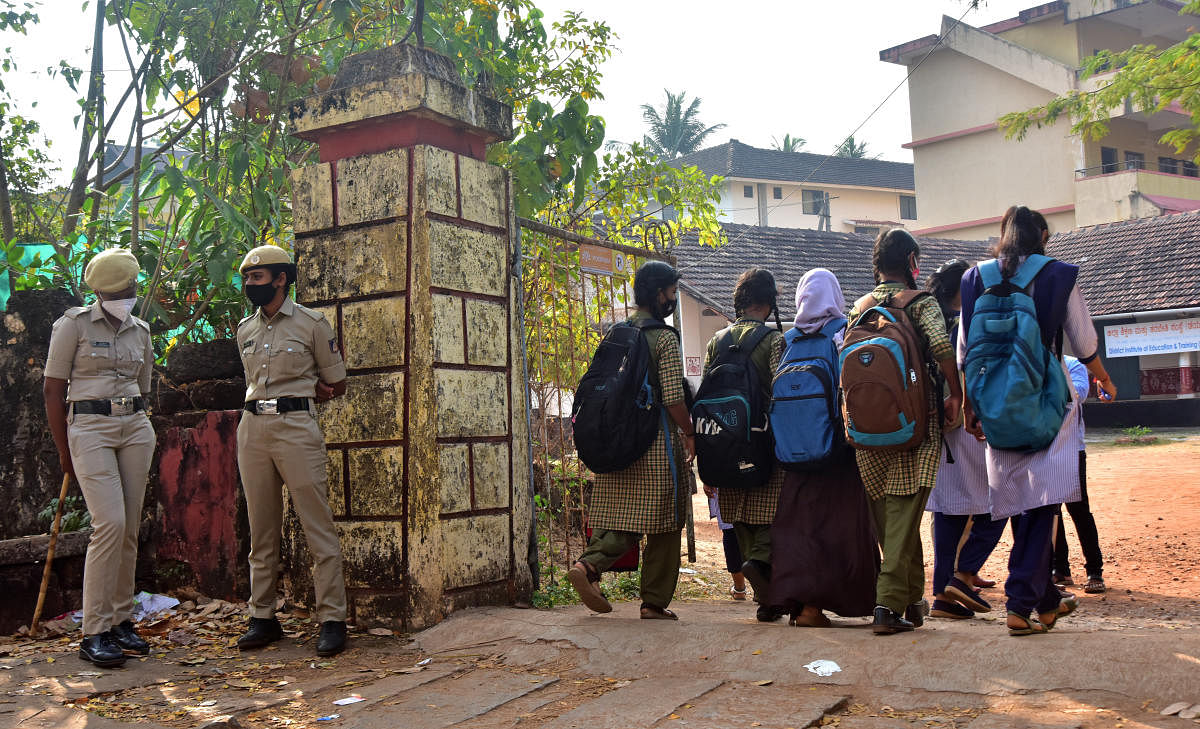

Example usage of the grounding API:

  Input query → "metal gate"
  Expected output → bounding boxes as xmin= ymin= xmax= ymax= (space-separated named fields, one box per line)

xmin=516 ymin=218 xmax=692 ymax=592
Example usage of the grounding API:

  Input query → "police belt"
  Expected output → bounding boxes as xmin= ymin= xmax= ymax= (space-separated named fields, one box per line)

xmin=244 ymin=397 xmax=311 ymax=415
xmin=72 ymin=396 xmax=145 ymax=416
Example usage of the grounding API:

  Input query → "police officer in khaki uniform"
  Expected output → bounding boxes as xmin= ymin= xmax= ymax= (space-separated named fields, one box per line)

xmin=234 ymin=245 xmax=350 ymax=656
xmin=44 ymin=249 xmax=155 ymax=668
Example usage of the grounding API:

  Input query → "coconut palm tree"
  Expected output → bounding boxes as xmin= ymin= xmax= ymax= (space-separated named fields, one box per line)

xmin=771 ymin=133 xmax=806 ymax=152
xmin=833 ymin=135 xmax=880 ymax=159
xmin=640 ymin=89 xmax=726 ymax=159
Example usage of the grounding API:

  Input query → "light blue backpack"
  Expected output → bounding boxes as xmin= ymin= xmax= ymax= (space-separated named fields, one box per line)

xmin=962 ymin=254 xmax=1071 ymax=452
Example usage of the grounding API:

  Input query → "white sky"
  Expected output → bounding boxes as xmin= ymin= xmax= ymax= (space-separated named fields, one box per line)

xmin=4 ymin=0 xmax=1037 ymax=180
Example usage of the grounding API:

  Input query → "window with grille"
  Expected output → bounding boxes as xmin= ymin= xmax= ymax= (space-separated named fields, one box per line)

xmin=801 ymin=189 xmax=829 ymax=215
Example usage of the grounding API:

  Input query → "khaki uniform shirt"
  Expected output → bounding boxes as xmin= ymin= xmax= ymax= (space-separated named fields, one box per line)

xmin=236 ymin=297 xmax=346 ymax=401
xmin=45 ymin=301 xmax=153 ymax=400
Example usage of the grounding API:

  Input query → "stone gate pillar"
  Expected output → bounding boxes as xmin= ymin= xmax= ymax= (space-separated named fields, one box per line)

xmin=284 ymin=44 xmax=531 ymax=630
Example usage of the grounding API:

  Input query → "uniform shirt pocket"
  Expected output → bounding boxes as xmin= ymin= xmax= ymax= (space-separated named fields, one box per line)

xmin=75 ymin=339 xmax=113 ymax=375
xmin=116 ymin=338 xmax=145 ymax=379
xmin=279 ymin=336 xmax=312 ymax=380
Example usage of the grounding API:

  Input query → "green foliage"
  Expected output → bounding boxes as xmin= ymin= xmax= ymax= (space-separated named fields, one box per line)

xmin=640 ymin=89 xmax=726 ymax=159
xmin=1116 ymin=424 xmax=1159 ymax=446
xmin=833 ymin=134 xmax=878 ymax=159
xmin=999 ymin=2 xmax=1200 ymax=157
xmin=530 ymin=565 xmax=641 ymax=609
xmin=38 ymin=495 xmax=91 ymax=533
xmin=522 ymin=142 xmax=724 ymax=397
xmin=771 ymin=133 xmax=805 ymax=153
xmin=4 ymin=0 xmax=723 ymax=365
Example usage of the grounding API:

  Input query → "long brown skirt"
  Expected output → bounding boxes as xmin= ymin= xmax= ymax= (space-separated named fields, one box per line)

xmin=769 ymin=458 xmax=880 ymax=618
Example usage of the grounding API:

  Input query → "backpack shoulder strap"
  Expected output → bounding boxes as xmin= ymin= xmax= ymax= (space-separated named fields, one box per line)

xmin=850 ymin=294 xmax=877 ymax=326
xmin=818 ymin=317 xmax=848 ymax=339
xmin=889 ymin=289 xmax=932 ymax=311
xmin=1010 ymin=254 xmax=1054 ymax=289
xmin=979 ymin=259 xmax=1003 ymax=289
xmin=739 ymin=323 xmax=775 ymax=358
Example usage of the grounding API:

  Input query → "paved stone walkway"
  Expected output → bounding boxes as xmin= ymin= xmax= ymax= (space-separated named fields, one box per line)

xmin=4 ymin=601 xmax=1199 ymax=728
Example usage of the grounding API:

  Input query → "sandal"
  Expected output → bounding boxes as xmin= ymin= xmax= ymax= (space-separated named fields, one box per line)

xmin=1040 ymin=596 xmax=1079 ymax=630
xmin=567 ymin=561 xmax=613 ymax=614
xmin=789 ymin=611 xmax=831 ymax=628
xmin=1007 ymin=610 xmax=1048 ymax=636
xmin=639 ymin=603 xmax=679 ymax=620
xmin=1084 ymin=576 xmax=1106 ymax=594
xmin=729 ymin=585 xmax=748 ymax=601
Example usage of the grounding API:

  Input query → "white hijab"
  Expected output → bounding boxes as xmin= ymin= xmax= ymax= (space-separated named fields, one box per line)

xmin=793 ymin=268 xmax=846 ymax=342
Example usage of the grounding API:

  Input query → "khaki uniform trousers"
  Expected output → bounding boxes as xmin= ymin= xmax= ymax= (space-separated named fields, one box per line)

xmin=580 ymin=529 xmax=681 ymax=609
xmin=68 ymin=411 xmax=156 ymax=636
xmin=870 ymin=487 xmax=932 ymax=613
xmin=237 ymin=409 xmax=347 ymax=622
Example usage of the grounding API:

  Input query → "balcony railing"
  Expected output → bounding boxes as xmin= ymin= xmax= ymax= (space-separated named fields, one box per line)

xmin=1076 ymin=160 xmax=1200 ymax=179
xmin=1075 ymin=166 xmax=1200 ymax=226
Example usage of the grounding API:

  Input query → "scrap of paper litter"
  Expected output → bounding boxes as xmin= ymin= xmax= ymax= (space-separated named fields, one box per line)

xmin=803 ymin=660 xmax=841 ymax=677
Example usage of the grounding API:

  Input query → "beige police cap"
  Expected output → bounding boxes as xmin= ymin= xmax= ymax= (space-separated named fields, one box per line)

xmin=83 ymin=248 xmax=140 ymax=293
xmin=239 ymin=245 xmax=293 ymax=274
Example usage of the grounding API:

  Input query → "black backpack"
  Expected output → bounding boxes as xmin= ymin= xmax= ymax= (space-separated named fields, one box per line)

xmin=572 ymin=318 xmax=674 ymax=474
xmin=691 ymin=324 xmax=775 ymax=489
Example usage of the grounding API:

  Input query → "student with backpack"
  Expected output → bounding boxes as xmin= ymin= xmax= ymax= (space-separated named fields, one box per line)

xmin=567 ymin=261 xmax=695 ymax=621
xmin=695 ymin=268 xmax=785 ymax=622
xmin=958 ymin=206 xmax=1117 ymax=636
xmin=768 ymin=269 xmax=879 ymax=627
xmin=842 ymin=229 xmax=963 ymax=635
xmin=924 ymin=260 xmax=1007 ymax=620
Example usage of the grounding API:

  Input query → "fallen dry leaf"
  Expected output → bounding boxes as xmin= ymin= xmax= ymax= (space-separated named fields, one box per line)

xmin=367 ymin=628 xmax=393 ymax=637
xmin=753 ymin=680 xmax=773 ymax=686
xmin=751 ymin=649 xmax=762 ymax=655
xmin=226 ymin=678 xmax=258 ymax=689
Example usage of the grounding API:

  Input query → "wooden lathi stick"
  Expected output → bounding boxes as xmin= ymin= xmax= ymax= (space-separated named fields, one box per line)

xmin=30 ymin=473 xmax=72 ymax=637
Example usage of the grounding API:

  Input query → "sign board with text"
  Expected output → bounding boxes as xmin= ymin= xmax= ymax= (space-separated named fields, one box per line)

xmin=1104 ymin=316 xmax=1200 ymax=358
xmin=578 ymin=244 xmax=630 ymax=278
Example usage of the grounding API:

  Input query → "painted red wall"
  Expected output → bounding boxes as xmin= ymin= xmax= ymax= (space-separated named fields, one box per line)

xmin=155 ymin=410 xmax=249 ymax=600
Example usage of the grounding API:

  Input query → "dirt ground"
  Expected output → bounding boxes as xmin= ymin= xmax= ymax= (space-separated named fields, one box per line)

xmin=681 ymin=433 xmax=1200 ymax=625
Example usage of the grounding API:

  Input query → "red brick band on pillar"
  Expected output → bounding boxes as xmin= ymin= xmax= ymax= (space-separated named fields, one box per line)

xmin=315 ymin=117 xmax=491 ymax=163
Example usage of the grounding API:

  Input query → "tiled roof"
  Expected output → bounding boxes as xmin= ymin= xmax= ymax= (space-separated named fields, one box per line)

xmin=1046 ymin=211 xmax=1200 ymax=316
xmin=675 ymin=223 xmax=990 ymax=319
xmin=672 ymin=139 xmax=915 ymax=191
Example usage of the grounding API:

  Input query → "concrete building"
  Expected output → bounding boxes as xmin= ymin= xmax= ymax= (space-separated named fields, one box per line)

xmin=671 ymin=139 xmax=917 ymax=236
xmin=882 ymin=0 xmax=1196 ymax=240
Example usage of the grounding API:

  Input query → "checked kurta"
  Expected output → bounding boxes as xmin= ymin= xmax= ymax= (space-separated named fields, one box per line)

xmin=587 ymin=312 xmax=690 ymax=535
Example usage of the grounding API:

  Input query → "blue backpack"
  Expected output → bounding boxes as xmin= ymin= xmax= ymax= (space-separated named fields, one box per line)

xmin=769 ymin=318 xmax=848 ymax=470
xmin=963 ymin=254 xmax=1071 ymax=452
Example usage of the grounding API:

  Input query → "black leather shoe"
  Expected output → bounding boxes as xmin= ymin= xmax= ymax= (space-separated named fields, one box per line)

xmin=872 ymin=606 xmax=915 ymax=635
xmin=755 ymin=604 xmax=784 ymax=623
xmin=904 ymin=599 xmax=929 ymax=628
xmin=111 ymin=620 xmax=150 ymax=655
xmin=79 ymin=632 xmax=126 ymax=668
xmin=741 ymin=560 xmax=771 ymax=604
xmin=236 ymin=617 xmax=283 ymax=650
xmin=316 ymin=621 xmax=347 ymax=657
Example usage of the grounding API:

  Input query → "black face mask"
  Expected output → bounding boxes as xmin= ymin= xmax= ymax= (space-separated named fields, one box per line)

xmin=244 ymin=282 xmax=278 ymax=307
xmin=650 ymin=297 xmax=676 ymax=321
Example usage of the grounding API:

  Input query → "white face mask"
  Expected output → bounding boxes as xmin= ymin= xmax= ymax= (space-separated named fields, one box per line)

xmin=101 ymin=297 xmax=137 ymax=321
